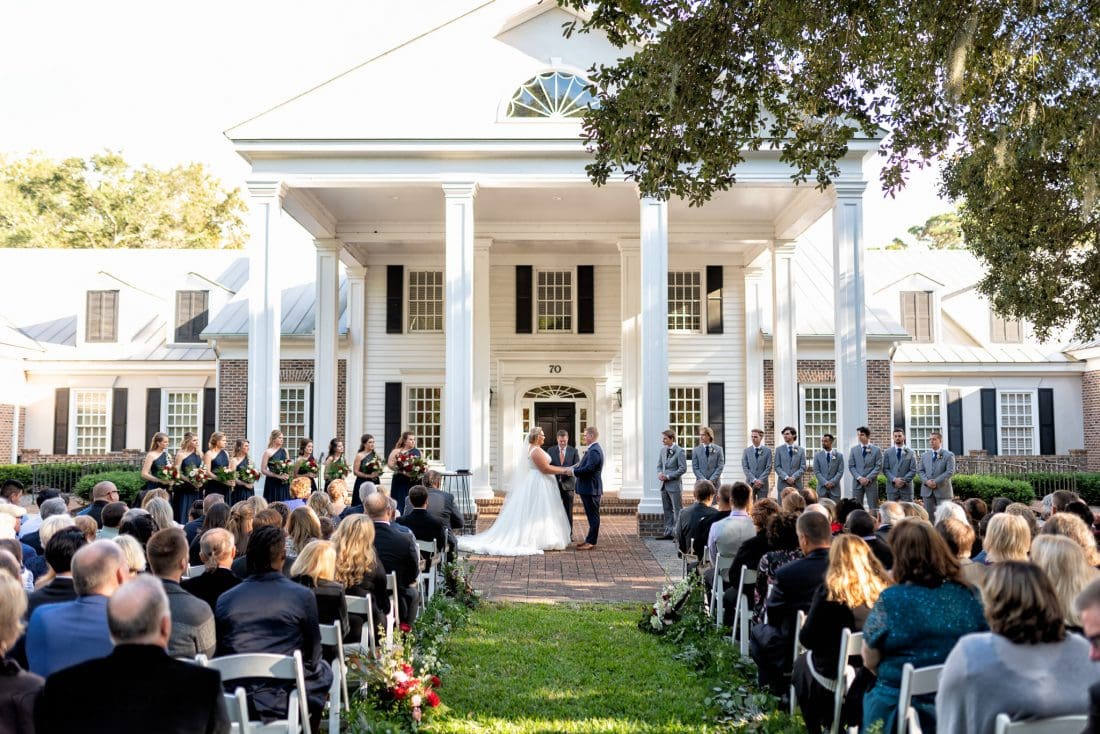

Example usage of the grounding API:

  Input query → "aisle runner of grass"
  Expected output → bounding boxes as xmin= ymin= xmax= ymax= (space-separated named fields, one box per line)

xmin=429 ymin=602 xmax=713 ymax=734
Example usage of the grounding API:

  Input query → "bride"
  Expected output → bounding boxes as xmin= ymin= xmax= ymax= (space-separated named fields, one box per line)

xmin=457 ymin=427 xmax=573 ymax=556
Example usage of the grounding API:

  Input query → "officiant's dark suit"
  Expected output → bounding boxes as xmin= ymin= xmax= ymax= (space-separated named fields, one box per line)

xmin=547 ymin=434 xmax=579 ymax=541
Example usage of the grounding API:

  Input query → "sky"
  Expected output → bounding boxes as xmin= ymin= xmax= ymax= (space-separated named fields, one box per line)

xmin=0 ymin=0 xmax=952 ymax=249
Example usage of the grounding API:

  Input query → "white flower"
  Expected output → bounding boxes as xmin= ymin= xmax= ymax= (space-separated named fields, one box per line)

xmin=395 ymin=671 xmax=409 ymax=683
xmin=411 ymin=694 xmax=422 ymax=707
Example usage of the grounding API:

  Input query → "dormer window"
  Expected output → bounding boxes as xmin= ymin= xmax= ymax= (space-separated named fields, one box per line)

xmin=507 ymin=72 xmax=593 ymax=119
xmin=990 ymin=313 xmax=1023 ymax=343
xmin=900 ymin=291 xmax=934 ymax=343
xmin=175 ymin=290 xmax=209 ymax=343
xmin=86 ymin=290 xmax=119 ymax=343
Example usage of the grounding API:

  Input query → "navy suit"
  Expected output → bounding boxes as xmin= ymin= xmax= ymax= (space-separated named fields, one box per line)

xmin=572 ymin=442 xmax=604 ymax=545
xmin=25 ymin=595 xmax=113 ymax=677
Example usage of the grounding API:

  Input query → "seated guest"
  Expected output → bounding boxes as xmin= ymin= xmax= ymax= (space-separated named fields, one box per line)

xmin=332 ymin=515 xmax=391 ymax=636
xmin=183 ymin=499 xmax=206 ymax=545
xmin=1041 ymin=512 xmax=1100 ymax=566
xmin=676 ymin=480 xmax=718 ymax=564
xmin=113 ymin=534 xmax=147 ymax=576
xmin=231 ymin=508 xmax=283 ymax=577
xmin=962 ymin=498 xmax=986 ymax=557
xmin=215 ymin=526 xmax=332 ymax=728
xmin=1064 ymin=500 xmax=1099 ymax=539
xmin=0 ymin=540 xmax=32 ymax=592
xmin=798 ymin=486 xmax=819 ymax=505
xmin=145 ymin=497 xmax=177 ymax=533
xmin=875 ymin=501 xmax=904 ymax=545
xmin=25 ymin=503 xmax=72 ymax=580
xmin=286 ymin=506 xmax=322 ymax=562
xmin=861 ymin=519 xmax=988 ymax=733
xmin=835 ymin=498 xmax=863 ymax=528
xmin=96 ymin=501 xmax=127 ymax=540
xmin=705 ymin=482 xmax=755 ymax=594
xmin=78 ymin=481 xmax=119 ymax=528
xmin=423 ymin=470 xmax=464 ymax=560
xmin=984 ymin=513 xmax=1032 ymax=564
xmin=21 ymin=494 xmax=66 ymax=554
xmin=937 ymin=562 xmax=1100 ymax=734
xmin=226 ymin=503 xmax=254 ymax=558
xmin=397 ymin=486 xmax=447 ymax=560
xmin=753 ymin=510 xmax=803 ymax=625
xmin=728 ymin=498 xmax=779 ymax=618
xmin=27 ymin=527 xmax=86 ymax=616
xmin=844 ymin=510 xmax=893 ymax=570
xmin=1005 ymin=502 xmax=1040 ymax=539
xmin=793 ymin=534 xmax=891 ymax=734
xmin=937 ymin=517 xmax=986 ymax=588
xmin=326 ymin=479 xmax=349 ymax=518
xmin=18 ymin=486 xmax=57 ymax=541
xmin=340 ymin=481 xmax=375 ymax=520
xmin=147 ymin=528 xmax=216 ymax=659
xmin=290 ymin=539 xmax=359 ymax=655
xmin=189 ymin=503 xmax=230 ymax=565
xmin=37 ymin=574 xmax=230 ymax=734
xmin=0 ymin=572 xmax=42 ymax=733
xmin=181 ymin=528 xmax=241 ymax=613
xmin=25 ymin=540 xmax=128 ymax=677
xmin=308 ymin=491 xmax=333 ymax=521
xmin=698 ymin=483 xmax=733 ymax=554
xmin=118 ymin=509 xmax=156 ymax=548
xmin=365 ymin=492 xmax=420 ymax=624
xmin=285 ymin=478 xmax=311 ymax=512
xmin=1030 ymin=534 xmax=1097 ymax=634
xmin=899 ymin=501 xmax=928 ymax=521
xmin=73 ymin=515 xmax=98 ymax=544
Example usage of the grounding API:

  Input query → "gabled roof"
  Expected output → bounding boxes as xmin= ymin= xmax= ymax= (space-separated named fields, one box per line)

xmin=202 ymin=278 xmax=349 ymax=339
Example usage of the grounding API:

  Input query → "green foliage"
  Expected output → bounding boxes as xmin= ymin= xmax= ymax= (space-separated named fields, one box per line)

xmin=0 ymin=151 xmax=245 ymax=249
xmin=73 ymin=471 xmax=145 ymax=504
xmin=810 ymin=472 xmax=1034 ymax=504
xmin=907 ymin=211 xmax=964 ymax=250
xmin=561 ymin=0 xmax=1100 ymax=339
xmin=0 ymin=465 xmax=33 ymax=488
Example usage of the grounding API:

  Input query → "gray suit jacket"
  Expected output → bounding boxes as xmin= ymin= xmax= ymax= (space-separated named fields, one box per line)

xmin=742 ymin=445 xmax=772 ymax=490
xmin=918 ymin=448 xmax=955 ymax=499
xmin=883 ymin=445 xmax=918 ymax=492
xmin=812 ymin=449 xmax=844 ymax=493
xmin=774 ymin=443 xmax=807 ymax=489
xmin=848 ymin=444 xmax=883 ymax=486
xmin=691 ymin=442 xmax=725 ymax=484
xmin=548 ymin=443 xmax=579 ymax=493
xmin=658 ymin=445 xmax=687 ymax=493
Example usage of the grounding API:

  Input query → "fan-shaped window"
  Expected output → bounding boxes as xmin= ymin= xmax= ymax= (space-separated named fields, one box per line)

xmin=523 ymin=384 xmax=587 ymax=399
xmin=507 ymin=72 xmax=594 ymax=119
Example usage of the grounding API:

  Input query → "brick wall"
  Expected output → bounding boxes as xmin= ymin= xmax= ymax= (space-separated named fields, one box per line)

xmin=1083 ymin=371 xmax=1100 ymax=471
xmin=0 ymin=405 xmax=13 ymax=462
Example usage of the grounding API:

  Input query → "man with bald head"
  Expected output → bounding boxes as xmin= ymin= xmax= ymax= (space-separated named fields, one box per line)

xmin=78 ymin=480 xmax=121 ymax=528
xmin=37 ymin=575 xmax=230 ymax=733
xmin=368 ymin=492 xmax=421 ymax=623
xmin=25 ymin=539 xmax=127 ymax=676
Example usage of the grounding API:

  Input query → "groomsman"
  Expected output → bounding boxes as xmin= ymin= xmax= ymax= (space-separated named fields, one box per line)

xmin=883 ymin=428 xmax=918 ymax=502
xmin=848 ymin=426 xmax=883 ymax=510
xmin=813 ymin=433 xmax=844 ymax=501
xmin=774 ymin=426 xmax=806 ymax=490
xmin=656 ymin=430 xmax=687 ymax=540
xmin=742 ymin=429 xmax=772 ymax=500
xmin=918 ymin=431 xmax=955 ymax=519
xmin=547 ymin=430 xmax=579 ymax=542
xmin=691 ymin=426 xmax=725 ymax=487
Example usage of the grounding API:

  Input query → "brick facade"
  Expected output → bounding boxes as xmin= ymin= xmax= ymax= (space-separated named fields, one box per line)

xmin=1084 ymin=371 xmax=1100 ymax=471
xmin=0 ymin=405 xmax=13 ymax=462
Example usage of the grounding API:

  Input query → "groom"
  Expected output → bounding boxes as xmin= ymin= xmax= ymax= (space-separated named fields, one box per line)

xmin=567 ymin=426 xmax=603 ymax=550
xmin=547 ymin=430 xmax=579 ymax=542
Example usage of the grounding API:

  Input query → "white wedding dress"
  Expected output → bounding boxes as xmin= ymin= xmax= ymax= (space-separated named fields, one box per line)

xmin=457 ymin=446 xmax=572 ymax=556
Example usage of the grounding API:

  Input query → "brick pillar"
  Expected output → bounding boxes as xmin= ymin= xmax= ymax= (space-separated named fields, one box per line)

xmin=866 ymin=359 xmax=892 ymax=446
xmin=217 ymin=360 xmax=249 ymax=444
xmin=0 ymin=405 xmax=14 ymax=463
xmin=1084 ymin=371 xmax=1100 ymax=471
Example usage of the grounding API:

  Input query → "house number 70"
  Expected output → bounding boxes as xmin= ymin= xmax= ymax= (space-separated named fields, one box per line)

xmin=548 ymin=364 xmax=562 ymax=374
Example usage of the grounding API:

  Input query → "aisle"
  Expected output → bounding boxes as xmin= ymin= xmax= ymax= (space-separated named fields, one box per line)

xmin=427 ymin=602 xmax=713 ymax=734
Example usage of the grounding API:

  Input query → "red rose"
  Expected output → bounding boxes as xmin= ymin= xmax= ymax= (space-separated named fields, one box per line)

xmin=402 ymin=663 xmax=413 ymax=675
xmin=426 ymin=690 xmax=440 ymax=708
xmin=393 ymin=685 xmax=408 ymax=699
xmin=430 ymin=675 xmax=441 ymax=688
xmin=399 ymin=623 xmax=411 ymax=633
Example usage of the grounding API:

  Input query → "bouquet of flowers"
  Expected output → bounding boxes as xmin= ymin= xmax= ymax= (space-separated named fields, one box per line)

xmin=237 ymin=465 xmax=261 ymax=483
xmin=155 ymin=464 xmax=180 ymax=485
xmin=268 ymin=459 xmax=291 ymax=478
xmin=363 ymin=455 xmax=383 ymax=477
xmin=214 ymin=466 xmax=238 ymax=484
xmin=297 ymin=456 xmax=320 ymax=478
xmin=395 ymin=451 xmax=429 ymax=482
xmin=186 ymin=465 xmax=213 ymax=489
xmin=347 ymin=623 xmax=441 ymax=726
xmin=640 ymin=575 xmax=695 ymax=634
xmin=325 ymin=456 xmax=350 ymax=481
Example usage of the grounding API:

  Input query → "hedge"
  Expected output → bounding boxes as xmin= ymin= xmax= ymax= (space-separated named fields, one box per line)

xmin=0 ymin=463 xmax=141 ymax=494
xmin=0 ymin=465 xmax=33 ymax=487
xmin=808 ymin=473 xmax=1035 ymax=504
xmin=73 ymin=471 xmax=145 ymax=505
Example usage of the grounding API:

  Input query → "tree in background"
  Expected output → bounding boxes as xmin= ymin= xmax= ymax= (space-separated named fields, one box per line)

xmin=907 ymin=212 xmax=964 ymax=250
xmin=0 ymin=152 xmax=245 ymax=249
xmin=561 ymin=0 xmax=1100 ymax=339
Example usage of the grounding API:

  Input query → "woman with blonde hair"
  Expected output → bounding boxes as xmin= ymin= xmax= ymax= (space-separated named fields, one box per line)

xmin=326 ymin=478 xmax=349 ymax=518
xmin=139 ymin=431 xmax=172 ymax=503
xmin=286 ymin=506 xmax=322 ymax=560
xmin=984 ymin=513 xmax=1031 ymax=563
xmin=145 ymin=497 xmax=176 ymax=532
xmin=286 ymin=476 xmax=312 ymax=510
xmin=140 ymin=488 xmax=169 ymax=510
xmin=1040 ymin=512 xmax=1100 ymax=566
xmin=1030 ymin=534 xmax=1098 ymax=632
xmin=243 ymin=494 xmax=268 ymax=516
xmin=260 ymin=429 xmax=291 ymax=503
xmin=203 ymin=431 xmax=233 ymax=499
xmin=290 ymin=540 xmax=357 ymax=652
xmin=173 ymin=431 xmax=204 ymax=524
xmin=228 ymin=439 xmax=255 ymax=505
xmin=0 ymin=572 xmax=41 ymax=728
xmin=332 ymin=515 xmax=390 ymax=632
xmin=226 ymin=502 xmax=254 ymax=556
xmin=793 ymin=535 xmax=892 ymax=733
xmin=113 ymin=534 xmax=146 ymax=576
xmin=307 ymin=491 xmax=333 ymax=522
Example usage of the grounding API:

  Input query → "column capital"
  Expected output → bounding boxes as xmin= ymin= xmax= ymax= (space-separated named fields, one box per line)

xmin=474 ymin=237 xmax=493 ymax=252
xmin=313 ymin=238 xmax=343 ymax=252
xmin=771 ymin=239 xmax=798 ymax=256
xmin=832 ymin=180 xmax=867 ymax=199
xmin=743 ymin=265 xmax=767 ymax=280
xmin=246 ymin=179 xmax=288 ymax=201
xmin=638 ymin=195 xmax=669 ymax=208
xmin=442 ymin=182 xmax=479 ymax=199
xmin=345 ymin=264 xmax=367 ymax=279
xmin=617 ymin=239 xmax=640 ymax=253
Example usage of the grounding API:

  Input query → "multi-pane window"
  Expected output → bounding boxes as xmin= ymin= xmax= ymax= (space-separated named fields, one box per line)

xmin=165 ymin=391 xmax=200 ymax=450
xmin=999 ymin=391 xmax=1036 ymax=454
xmin=407 ymin=271 xmax=443 ymax=332
xmin=801 ymin=386 xmax=837 ymax=452
xmin=900 ymin=291 xmax=934 ymax=342
xmin=86 ymin=290 xmax=119 ymax=342
xmin=907 ymin=392 xmax=943 ymax=452
xmin=73 ymin=390 xmax=110 ymax=455
xmin=668 ymin=272 xmax=701 ymax=332
xmin=408 ymin=387 xmax=442 ymax=461
xmin=990 ymin=313 xmax=1023 ymax=344
xmin=175 ymin=290 xmax=210 ymax=343
xmin=668 ymin=387 xmax=702 ymax=459
xmin=536 ymin=270 xmax=573 ymax=332
xmin=280 ymin=385 xmax=310 ymax=450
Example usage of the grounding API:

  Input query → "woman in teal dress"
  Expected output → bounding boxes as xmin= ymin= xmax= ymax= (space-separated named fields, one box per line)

xmin=203 ymin=431 xmax=234 ymax=499
xmin=139 ymin=432 xmax=171 ymax=505
xmin=261 ymin=429 xmax=291 ymax=503
xmin=351 ymin=434 xmax=381 ymax=500
xmin=386 ymin=431 xmax=419 ymax=514
xmin=173 ymin=432 xmax=204 ymax=525
xmin=292 ymin=438 xmax=319 ymax=494
xmin=229 ymin=439 xmax=254 ymax=505
xmin=861 ymin=519 xmax=987 ymax=733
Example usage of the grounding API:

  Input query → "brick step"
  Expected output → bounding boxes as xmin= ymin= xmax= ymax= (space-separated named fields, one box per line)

xmin=475 ymin=494 xmax=640 ymax=517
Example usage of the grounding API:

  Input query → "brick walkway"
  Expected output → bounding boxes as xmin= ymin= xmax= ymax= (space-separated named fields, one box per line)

xmin=464 ymin=514 xmax=677 ymax=603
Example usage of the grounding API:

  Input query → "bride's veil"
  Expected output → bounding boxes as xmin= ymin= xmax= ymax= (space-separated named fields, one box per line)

xmin=508 ymin=439 xmax=533 ymax=494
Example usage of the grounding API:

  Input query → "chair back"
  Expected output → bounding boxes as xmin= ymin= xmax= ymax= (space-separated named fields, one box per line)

xmin=319 ymin=620 xmax=349 ymax=729
xmin=828 ymin=629 xmax=864 ymax=734
xmin=187 ymin=563 xmax=205 ymax=578
xmin=994 ymin=714 xmax=1089 ymax=734
xmin=384 ymin=572 xmax=399 ymax=644
xmin=788 ymin=610 xmax=807 ymax=715
xmin=897 ymin=663 xmax=944 ymax=734
xmin=416 ymin=539 xmax=438 ymax=556
xmin=201 ymin=650 xmax=310 ymax=734
xmin=345 ymin=593 xmax=376 ymax=654
xmin=224 ymin=687 xmax=250 ymax=732
xmin=715 ymin=553 xmax=735 ymax=576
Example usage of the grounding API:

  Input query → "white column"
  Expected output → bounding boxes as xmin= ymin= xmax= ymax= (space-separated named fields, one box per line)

xmin=471 ymin=237 xmax=492 ymax=498
xmin=246 ymin=180 xmax=286 ymax=457
xmin=442 ymin=182 xmax=477 ymax=474
xmin=345 ymin=264 xmax=367 ymax=448
xmin=833 ymin=183 xmax=868 ymax=495
xmin=639 ymin=198 xmax=669 ymax=514
xmin=617 ymin=239 xmax=643 ymax=499
xmin=771 ymin=241 xmax=798 ymax=446
xmin=499 ymin=376 xmax=517 ymax=492
xmin=743 ymin=266 xmax=766 ymax=438
xmin=313 ymin=238 xmax=341 ymax=450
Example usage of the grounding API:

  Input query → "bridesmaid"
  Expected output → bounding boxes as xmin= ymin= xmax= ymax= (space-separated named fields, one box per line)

xmin=352 ymin=434 xmax=381 ymax=501
xmin=139 ymin=432 xmax=172 ymax=506
xmin=173 ymin=432 xmax=204 ymax=525
xmin=386 ymin=431 xmax=419 ymax=515
xmin=293 ymin=437 xmax=319 ymax=494
xmin=202 ymin=431 xmax=233 ymax=498
xmin=261 ymin=429 xmax=291 ymax=503
xmin=229 ymin=439 xmax=255 ymax=505
xmin=323 ymin=438 xmax=349 ymax=490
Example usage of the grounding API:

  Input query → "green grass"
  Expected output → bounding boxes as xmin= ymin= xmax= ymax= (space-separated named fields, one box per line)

xmin=426 ymin=602 xmax=718 ymax=734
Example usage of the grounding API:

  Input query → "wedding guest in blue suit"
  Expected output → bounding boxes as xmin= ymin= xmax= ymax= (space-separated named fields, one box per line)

xmin=568 ymin=426 xmax=604 ymax=550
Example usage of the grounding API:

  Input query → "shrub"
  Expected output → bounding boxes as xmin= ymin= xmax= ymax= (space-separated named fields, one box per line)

xmin=73 ymin=471 xmax=145 ymax=505
xmin=0 ymin=465 xmax=33 ymax=488
xmin=810 ymin=473 xmax=1033 ymax=504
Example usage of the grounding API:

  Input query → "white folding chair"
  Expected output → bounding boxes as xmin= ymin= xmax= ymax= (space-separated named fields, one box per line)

xmin=897 ymin=662 xmax=944 ymax=734
xmin=385 ymin=571 xmax=399 ymax=647
xmin=416 ymin=539 xmax=440 ymax=602
xmin=223 ymin=686 xmax=251 ymax=733
xmin=345 ymin=594 xmax=376 ymax=656
xmin=789 ymin=610 xmax=806 ymax=716
xmin=730 ymin=566 xmax=758 ymax=655
xmin=709 ymin=553 xmax=734 ymax=628
xmin=319 ymin=621 xmax=348 ymax=733
xmin=994 ymin=713 xmax=1088 ymax=734
xmin=679 ymin=536 xmax=698 ymax=578
xmin=828 ymin=628 xmax=863 ymax=734
xmin=201 ymin=650 xmax=311 ymax=734
xmin=187 ymin=563 xmax=205 ymax=578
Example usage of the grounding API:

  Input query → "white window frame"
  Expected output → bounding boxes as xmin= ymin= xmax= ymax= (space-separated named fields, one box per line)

xmin=668 ymin=385 xmax=705 ymax=460
xmin=279 ymin=383 xmax=311 ymax=451
xmin=534 ymin=267 xmax=576 ymax=334
xmin=996 ymin=388 xmax=1039 ymax=456
xmin=798 ymin=384 xmax=837 ymax=453
xmin=69 ymin=389 xmax=112 ymax=455
xmin=406 ymin=385 xmax=443 ymax=463
xmin=905 ymin=388 xmax=946 ymax=453
xmin=160 ymin=389 xmax=203 ymax=451
xmin=667 ymin=270 xmax=703 ymax=334
xmin=406 ymin=270 xmax=444 ymax=333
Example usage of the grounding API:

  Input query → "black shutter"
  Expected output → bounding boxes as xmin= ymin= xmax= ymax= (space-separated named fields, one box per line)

xmin=947 ymin=389 xmax=963 ymax=455
xmin=384 ymin=382 xmax=402 ymax=454
xmin=515 ymin=266 xmax=532 ymax=334
xmin=146 ymin=388 xmax=162 ymax=441
xmin=202 ymin=388 xmax=217 ymax=449
xmin=980 ymin=388 xmax=998 ymax=455
xmin=1038 ymin=388 xmax=1055 ymax=455
xmin=892 ymin=388 xmax=905 ymax=433
xmin=707 ymin=382 xmax=725 ymax=450
xmin=110 ymin=388 xmax=127 ymax=452
xmin=577 ymin=266 xmax=594 ymax=334
xmin=705 ymin=266 xmax=723 ymax=334
xmin=386 ymin=265 xmax=403 ymax=334
xmin=53 ymin=388 xmax=69 ymax=455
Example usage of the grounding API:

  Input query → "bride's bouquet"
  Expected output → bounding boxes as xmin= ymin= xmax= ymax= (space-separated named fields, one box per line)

xmin=395 ymin=451 xmax=428 ymax=482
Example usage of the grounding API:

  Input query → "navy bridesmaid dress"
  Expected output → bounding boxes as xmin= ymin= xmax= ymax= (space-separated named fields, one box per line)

xmin=206 ymin=449 xmax=233 ymax=498
xmin=353 ymin=451 xmax=381 ymax=500
xmin=264 ymin=447 xmax=290 ymax=503
xmin=174 ymin=453 xmax=203 ymax=525
xmin=389 ymin=447 xmax=420 ymax=514
xmin=230 ymin=456 xmax=253 ymax=505
xmin=139 ymin=451 xmax=169 ymax=506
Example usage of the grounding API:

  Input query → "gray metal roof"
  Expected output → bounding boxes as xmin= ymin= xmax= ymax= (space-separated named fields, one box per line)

xmin=202 ymin=277 xmax=349 ymax=338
